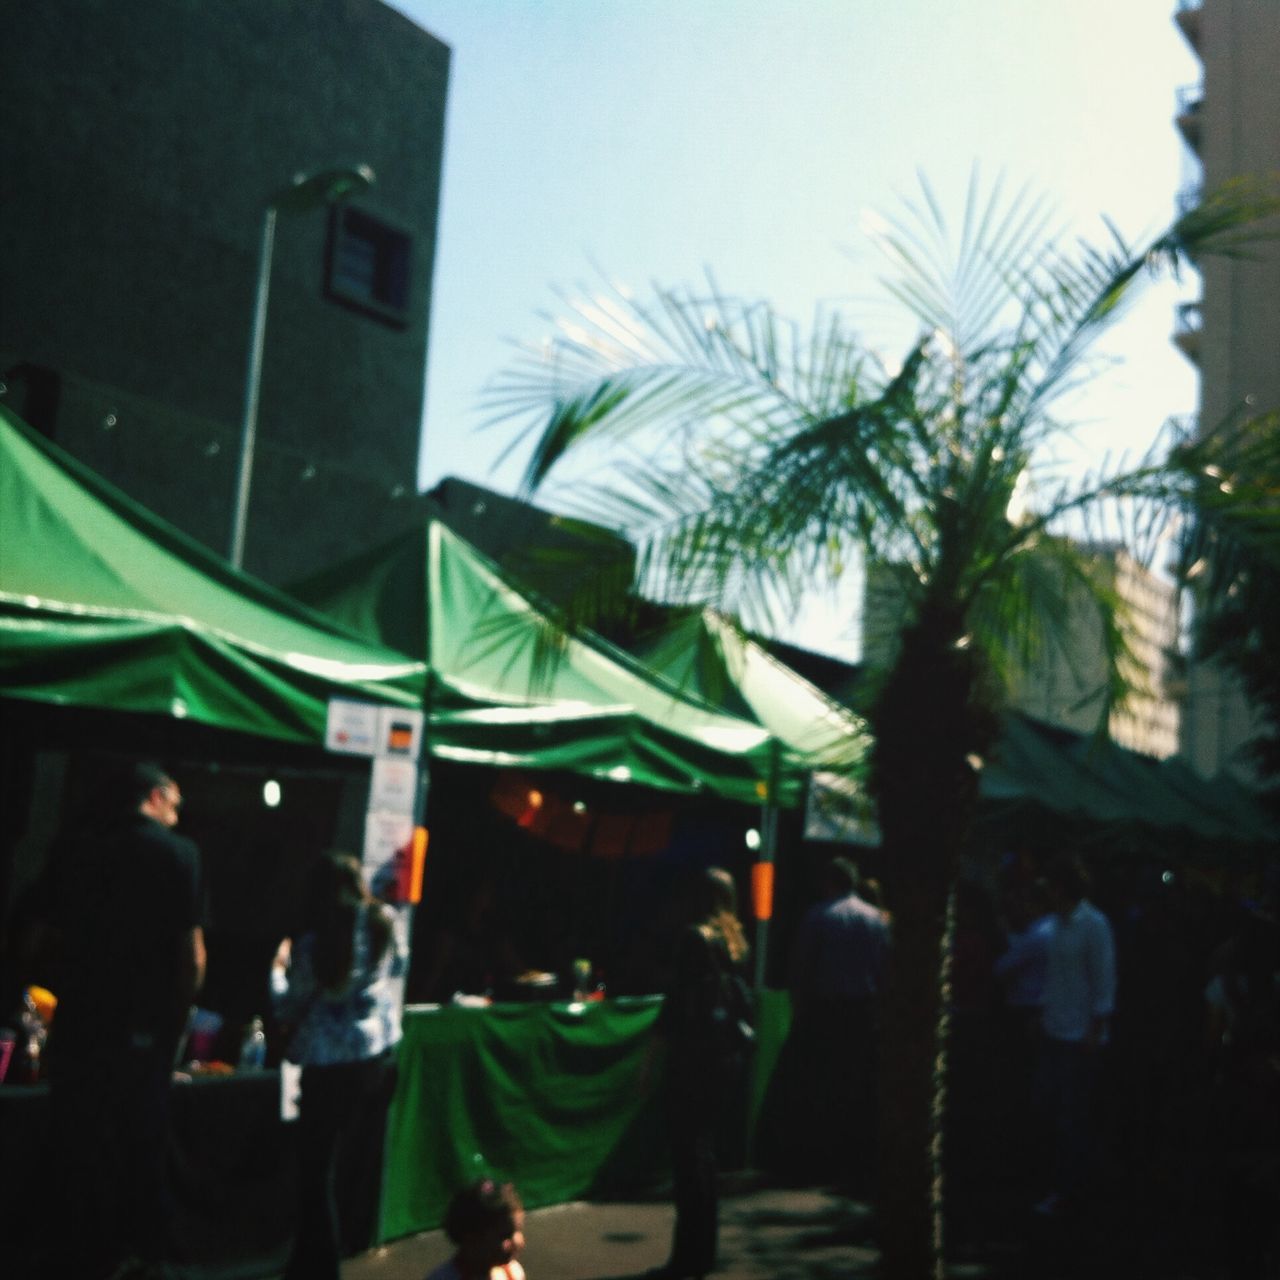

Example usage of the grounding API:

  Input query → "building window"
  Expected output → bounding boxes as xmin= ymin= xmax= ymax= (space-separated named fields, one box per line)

xmin=326 ymin=206 xmax=412 ymax=326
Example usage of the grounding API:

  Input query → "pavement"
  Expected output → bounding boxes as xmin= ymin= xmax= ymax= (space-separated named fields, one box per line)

xmin=341 ymin=1176 xmax=884 ymax=1280
xmin=266 ymin=1164 xmax=1252 ymax=1280
xmin=332 ymin=1170 xmax=1248 ymax=1280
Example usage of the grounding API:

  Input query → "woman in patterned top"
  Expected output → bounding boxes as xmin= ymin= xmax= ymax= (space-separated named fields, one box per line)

xmin=272 ymin=851 xmax=407 ymax=1280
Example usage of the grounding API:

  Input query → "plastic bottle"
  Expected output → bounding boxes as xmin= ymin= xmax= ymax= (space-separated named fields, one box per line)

xmin=238 ymin=1016 xmax=267 ymax=1071
xmin=572 ymin=958 xmax=592 ymax=1002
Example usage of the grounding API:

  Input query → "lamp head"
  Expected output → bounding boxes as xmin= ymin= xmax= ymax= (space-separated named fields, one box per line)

xmin=274 ymin=164 xmax=376 ymax=212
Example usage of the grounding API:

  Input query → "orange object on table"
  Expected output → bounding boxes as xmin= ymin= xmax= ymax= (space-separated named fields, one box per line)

xmin=27 ymin=984 xmax=57 ymax=1025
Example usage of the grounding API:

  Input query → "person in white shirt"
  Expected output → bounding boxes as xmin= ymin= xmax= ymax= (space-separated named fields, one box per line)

xmin=1035 ymin=855 xmax=1116 ymax=1217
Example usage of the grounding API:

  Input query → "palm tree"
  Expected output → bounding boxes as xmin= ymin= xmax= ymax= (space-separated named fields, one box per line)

xmin=485 ymin=173 xmax=1279 ymax=1280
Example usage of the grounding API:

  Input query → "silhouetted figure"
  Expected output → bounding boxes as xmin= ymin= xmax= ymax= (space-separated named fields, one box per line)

xmin=645 ymin=867 xmax=752 ymax=1280
xmin=784 ymin=857 xmax=889 ymax=1187
xmin=46 ymin=762 xmax=206 ymax=1279
xmin=992 ymin=881 xmax=1056 ymax=1172
xmin=1203 ymin=900 xmax=1280 ymax=1280
xmin=946 ymin=878 xmax=1006 ymax=1189
xmin=1033 ymin=855 xmax=1116 ymax=1219
xmin=995 ymin=882 xmax=1055 ymax=1026
xmin=419 ymin=875 xmax=520 ymax=1001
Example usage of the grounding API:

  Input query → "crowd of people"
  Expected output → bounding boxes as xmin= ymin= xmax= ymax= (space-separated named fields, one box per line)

xmin=4 ymin=757 xmax=1275 ymax=1280
xmin=3 ymin=763 xmax=413 ymax=1280
xmin=767 ymin=847 xmax=1279 ymax=1276
xmin=1 ymin=760 xmax=757 ymax=1280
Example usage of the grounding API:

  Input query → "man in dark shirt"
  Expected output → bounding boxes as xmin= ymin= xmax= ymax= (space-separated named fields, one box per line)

xmin=781 ymin=858 xmax=890 ymax=1185
xmin=48 ymin=762 xmax=205 ymax=1279
xmin=789 ymin=858 xmax=890 ymax=1013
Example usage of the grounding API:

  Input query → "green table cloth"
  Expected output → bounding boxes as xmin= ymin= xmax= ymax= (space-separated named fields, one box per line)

xmin=379 ymin=991 xmax=794 ymax=1242
xmin=379 ymin=998 xmax=668 ymax=1240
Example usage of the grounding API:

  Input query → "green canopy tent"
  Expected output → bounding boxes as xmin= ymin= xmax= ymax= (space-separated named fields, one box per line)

xmin=296 ymin=521 xmax=874 ymax=1207
xmin=980 ymin=712 xmax=1275 ymax=858
xmin=0 ymin=404 xmax=425 ymax=743
xmin=677 ymin=627 xmax=1273 ymax=859
xmin=292 ymin=517 xmax=844 ymax=808
xmin=627 ymin=609 xmax=873 ymax=979
xmin=0 ymin=404 xmax=428 ymax=1252
xmin=800 ymin=704 xmax=1274 ymax=858
xmin=630 ymin=608 xmax=870 ymax=772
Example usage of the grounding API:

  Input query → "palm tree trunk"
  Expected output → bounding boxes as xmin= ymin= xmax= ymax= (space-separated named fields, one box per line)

xmin=870 ymin=606 xmax=990 ymax=1280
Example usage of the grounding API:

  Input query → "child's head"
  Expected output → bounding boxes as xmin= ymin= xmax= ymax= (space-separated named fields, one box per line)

xmin=444 ymin=1179 xmax=525 ymax=1272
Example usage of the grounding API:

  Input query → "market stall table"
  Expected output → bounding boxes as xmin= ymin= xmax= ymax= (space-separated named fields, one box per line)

xmin=2 ymin=994 xmax=794 ymax=1272
xmin=377 ymin=991 xmax=794 ymax=1244
xmin=378 ymin=996 xmax=668 ymax=1242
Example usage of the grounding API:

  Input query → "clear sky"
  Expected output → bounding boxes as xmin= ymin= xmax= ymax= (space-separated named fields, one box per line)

xmin=390 ymin=0 xmax=1201 ymax=653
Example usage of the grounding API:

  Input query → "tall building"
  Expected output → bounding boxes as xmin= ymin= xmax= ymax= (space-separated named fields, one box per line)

xmin=0 ymin=0 xmax=449 ymax=584
xmin=1011 ymin=546 xmax=1181 ymax=760
xmin=863 ymin=544 xmax=1182 ymax=759
xmin=1171 ymin=0 xmax=1280 ymax=777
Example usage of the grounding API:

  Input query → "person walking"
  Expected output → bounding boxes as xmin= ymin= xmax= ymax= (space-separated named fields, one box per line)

xmin=271 ymin=852 xmax=407 ymax=1280
xmin=645 ymin=866 xmax=752 ymax=1280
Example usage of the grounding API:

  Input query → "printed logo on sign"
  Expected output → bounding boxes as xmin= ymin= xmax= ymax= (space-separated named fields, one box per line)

xmin=375 ymin=706 xmax=423 ymax=760
xmin=326 ymin=699 xmax=380 ymax=756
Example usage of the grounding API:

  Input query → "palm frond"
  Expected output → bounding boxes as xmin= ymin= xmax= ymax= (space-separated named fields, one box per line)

xmin=966 ymin=535 xmax=1133 ymax=730
xmin=1171 ymin=410 xmax=1280 ymax=603
xmin=485 ymin=171 xmax=1280 ymax=724
xmin=485 ymin=275 xmax=820 ymax=490
xmin=873 ymin=171 xmax=1060 ymax=359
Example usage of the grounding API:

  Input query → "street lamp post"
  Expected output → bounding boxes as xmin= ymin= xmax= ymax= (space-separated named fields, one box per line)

xmin=228 ymin=165 xmax=376 ymax=569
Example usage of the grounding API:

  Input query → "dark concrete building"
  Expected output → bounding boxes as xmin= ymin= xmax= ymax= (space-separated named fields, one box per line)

xmin=1 ymin=0 xmax=449 ymax=583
